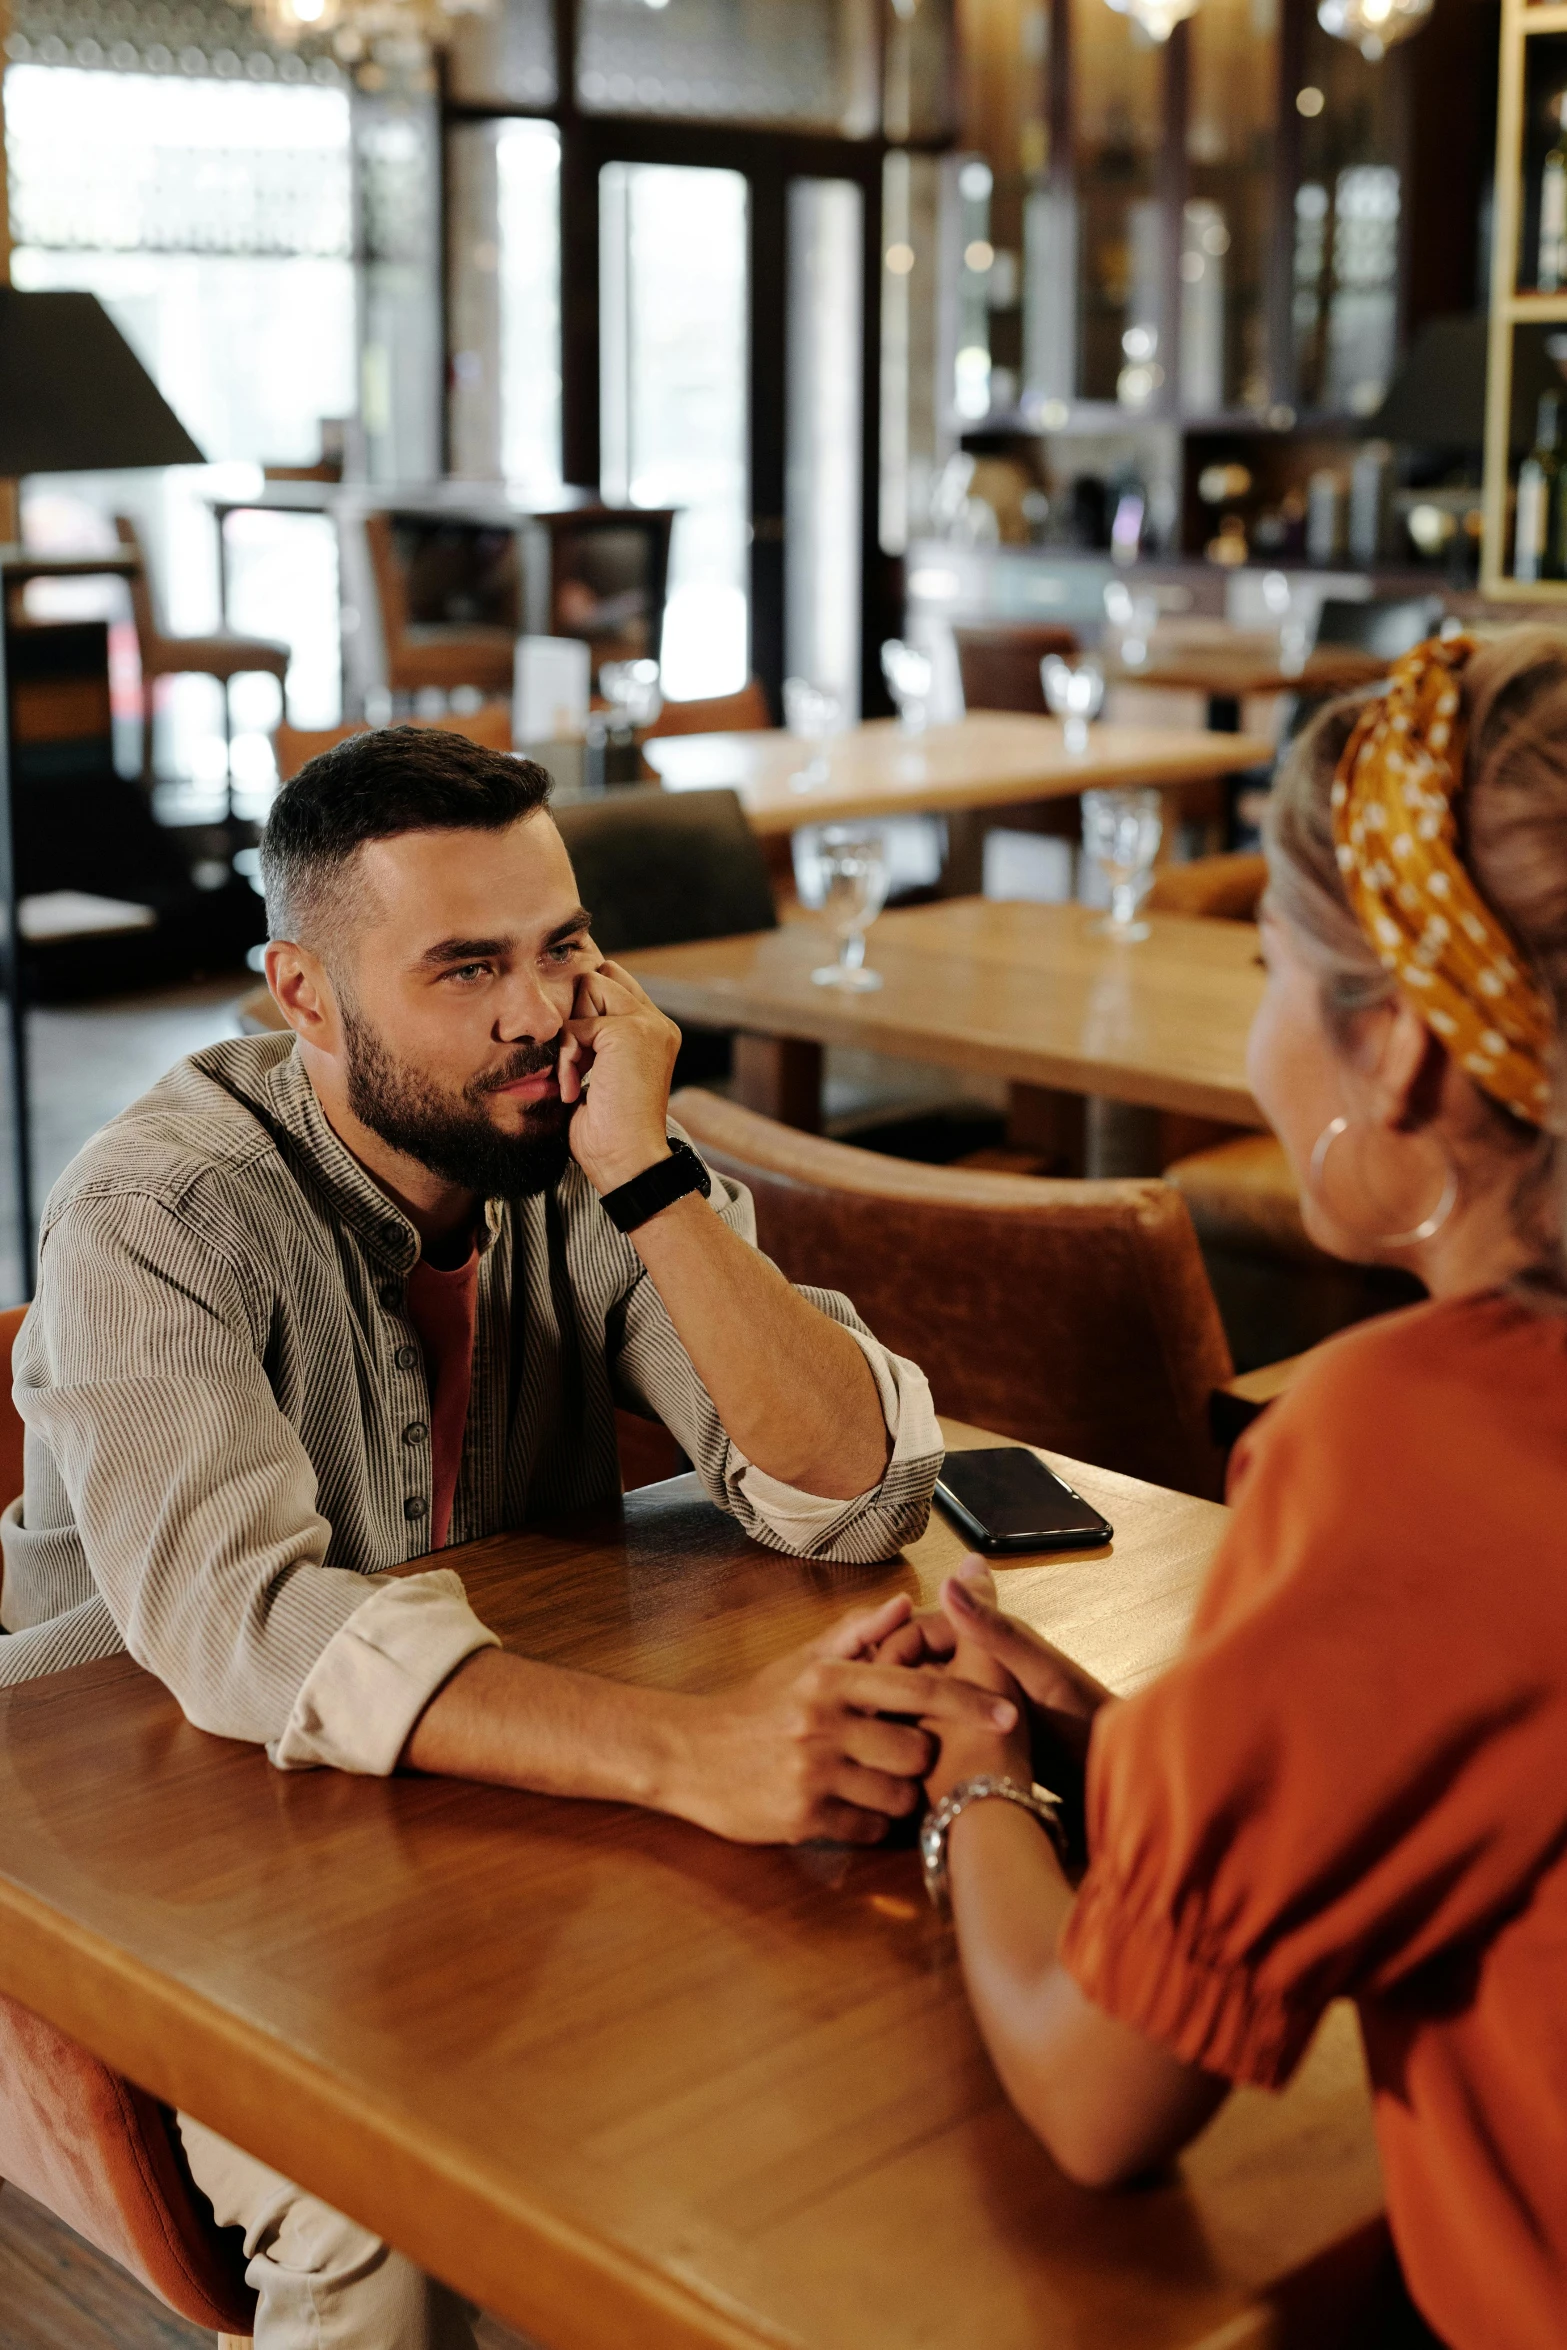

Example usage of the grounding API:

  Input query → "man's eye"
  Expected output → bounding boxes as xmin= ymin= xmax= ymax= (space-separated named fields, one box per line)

xmin=547 ymin=939 xmax=585 ymax=964
xmin=445 ymin=962 xmax=491 ymax=984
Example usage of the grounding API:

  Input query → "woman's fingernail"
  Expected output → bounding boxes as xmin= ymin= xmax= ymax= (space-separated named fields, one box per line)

xmin=992 ymin=1701 xmax=1016 ymax=1729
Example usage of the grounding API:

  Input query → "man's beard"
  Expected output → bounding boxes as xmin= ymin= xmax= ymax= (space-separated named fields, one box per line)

xmin=341 ymin=1004 xmax=574 ymax=1199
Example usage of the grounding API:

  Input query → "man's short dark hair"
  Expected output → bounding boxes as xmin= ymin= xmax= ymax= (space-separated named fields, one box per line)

xmin=260 ymin=726 xmax=552 ymax=951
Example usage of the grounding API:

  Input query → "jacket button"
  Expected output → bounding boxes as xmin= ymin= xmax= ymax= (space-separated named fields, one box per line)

xmin=381 ymin=1283 xmax=401 ymax=1309
xmin=402 ymin=1421 xmax=428 ymax=1446
xmin=394 ymin=1344 xmax=419 ymax=1371
xmin=404 ymin=1495 xmax=428 ymax=1520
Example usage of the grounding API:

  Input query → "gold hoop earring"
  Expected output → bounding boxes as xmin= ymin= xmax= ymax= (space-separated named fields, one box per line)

xmin=1307 ymin=1115 xmax=1458 ymax=1249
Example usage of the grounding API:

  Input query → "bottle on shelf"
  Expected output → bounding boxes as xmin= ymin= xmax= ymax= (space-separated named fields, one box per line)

xmin=1513 ymin=391 xmax=1564 ymax=584
xmin=1541 ymin=96 xmax=1567 ymax=292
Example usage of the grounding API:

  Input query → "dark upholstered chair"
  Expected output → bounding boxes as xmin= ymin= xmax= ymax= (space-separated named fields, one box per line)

xmin=1312 ymin=594 xmax=1444 ymax=660
xmin=673 ymin=1088 xmax=1233 ymax=1498
xmin=0 ymin=1304 xmax=257 ymax=2339
xmin=552 ymin=787 xmax=776 ymax=954
xmin=952 ymin=623 xmax=1081 ymax=714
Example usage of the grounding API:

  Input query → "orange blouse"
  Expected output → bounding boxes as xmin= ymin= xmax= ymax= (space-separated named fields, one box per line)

xmin=1060 ymin=1292 xmax=1567 ymax=2350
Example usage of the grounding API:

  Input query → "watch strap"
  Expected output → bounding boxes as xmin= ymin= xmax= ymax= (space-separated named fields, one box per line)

xmin=920 ymin=1775 xmax=1067 ymax=1912
xmin=599 ymin=1136 xmax=713 ymax=1235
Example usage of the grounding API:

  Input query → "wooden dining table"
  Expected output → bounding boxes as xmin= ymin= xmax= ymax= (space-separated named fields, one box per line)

xmin=0 ymin=1419 xmax=1389 ymax=2350
xmin=1100 ymin=635 xmax=1389 ymax=735
xmin=626 ymin=896 xmax=1269 ymax=1143
xmin=642 ymin=712 xmax=1272 ymax=838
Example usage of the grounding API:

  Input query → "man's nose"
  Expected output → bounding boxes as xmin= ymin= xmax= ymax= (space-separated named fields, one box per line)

xmin=494 ymin=967 xmax=565 ymax=1042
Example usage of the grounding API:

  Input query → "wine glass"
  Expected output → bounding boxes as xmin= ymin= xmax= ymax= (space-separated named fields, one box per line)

xmin=599 ymin=658 xmax=663 ymax=729
xmin=812 ymin=826 xmax=890 ymax=990
xmin=880 ymin=639 xmax=934 ymax=734
xmin=783 ymin=677 xmax=844 ymax=790
xmin=1101 ymin=580 xmax=1160 ymax=669
xmin=1261 ymin=570 xmax=1308 ymax=677
xmin=1041 ymin=655 xmax=1106 ymax=754
xmin=1081 ymin=788 xmax=1163 ymax=941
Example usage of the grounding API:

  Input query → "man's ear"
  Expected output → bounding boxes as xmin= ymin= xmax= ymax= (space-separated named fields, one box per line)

xmin=264 ymin=939 xmax=339 ymax=1050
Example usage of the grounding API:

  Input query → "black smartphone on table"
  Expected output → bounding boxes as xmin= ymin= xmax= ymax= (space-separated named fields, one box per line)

xmin=934 ymin=1447 xmax=1113 ymax=1555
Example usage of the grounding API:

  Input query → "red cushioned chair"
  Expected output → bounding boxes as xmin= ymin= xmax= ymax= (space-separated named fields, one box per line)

xmin=0 ymin=1303 xmax=257 ymax=2339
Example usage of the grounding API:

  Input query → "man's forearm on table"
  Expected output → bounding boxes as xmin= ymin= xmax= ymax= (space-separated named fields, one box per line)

xmin=403 ymin=1645 xmax=692 ymax=1806
xmin=628 ymin=1191 xmax=890 ymax=1499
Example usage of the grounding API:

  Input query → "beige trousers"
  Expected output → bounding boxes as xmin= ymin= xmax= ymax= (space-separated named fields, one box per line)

xmin=179 ymin=2112 xmax=480 ymax=2350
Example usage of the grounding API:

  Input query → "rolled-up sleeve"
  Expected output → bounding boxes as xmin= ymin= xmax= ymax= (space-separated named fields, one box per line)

xmin=6 ymin=1191 xmax=495 ymax=1763
xmin=608 ymin=1166 xmax=942 ymax=1562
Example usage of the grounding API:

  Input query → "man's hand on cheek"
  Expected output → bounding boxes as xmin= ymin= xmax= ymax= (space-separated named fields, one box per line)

xmin=561 ymin=957 xmax=684 ymax=1193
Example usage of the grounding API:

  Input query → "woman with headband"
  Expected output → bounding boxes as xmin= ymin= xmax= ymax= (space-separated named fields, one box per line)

xmin=914 ymin=630 xmax=1567 ymax=2349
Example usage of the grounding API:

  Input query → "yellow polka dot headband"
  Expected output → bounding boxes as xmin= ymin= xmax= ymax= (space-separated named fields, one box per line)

xmin=1332 ymin=633 xmax=1553 ymax=1126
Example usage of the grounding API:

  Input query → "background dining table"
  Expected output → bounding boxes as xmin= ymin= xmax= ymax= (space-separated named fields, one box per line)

xmin=642 ymin=713 xmax=1273 ymax=838
xmin=0 ymin=1419 xmax=1393 ymax=2350
xmin=626 ymin=896 xmax=1269 ymax=1147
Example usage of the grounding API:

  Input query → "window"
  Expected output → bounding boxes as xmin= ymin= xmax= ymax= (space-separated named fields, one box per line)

xmin=6 ymin=61 xmax=356 ymax=795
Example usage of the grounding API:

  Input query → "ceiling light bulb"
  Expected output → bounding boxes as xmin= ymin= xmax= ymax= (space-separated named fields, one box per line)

xmin=1103 ymin=0 xmax=1202 ymax=44
xmin=1316 ymin=0 xmax=1431 ymax=60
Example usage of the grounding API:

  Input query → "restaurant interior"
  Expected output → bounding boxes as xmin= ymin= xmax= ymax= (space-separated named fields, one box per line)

xmin=0 ymin=0 xmax=1560 ymax=2340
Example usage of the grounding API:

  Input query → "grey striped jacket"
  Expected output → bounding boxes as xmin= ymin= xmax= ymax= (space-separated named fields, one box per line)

xmin=0 ymin=1036 xmax=940 ymax=1772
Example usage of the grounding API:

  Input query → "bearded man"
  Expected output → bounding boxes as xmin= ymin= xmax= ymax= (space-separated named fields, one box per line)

xmin=0 ymin=727 xmax=1000 ymax=2348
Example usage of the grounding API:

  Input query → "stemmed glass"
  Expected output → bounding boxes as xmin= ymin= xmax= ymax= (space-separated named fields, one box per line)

xmin=783 ymin=677 xmax=844 ymax=791
xmin=812 ymin=826 xmax=890 ymax=990
xmin=599 ymin=658 xmax=663 ymax=729
xmin=1261 ymin=570 xmax=1308 ymax=677
xmin=1081 ymin=788 xmax=1163 ymax=942
xmin=1102 ymin=580 xmax=1160 ymax=669
xmin=880 ymin=639 xmax=934 ymax=733
xmin=1041 ymin=655 xmax=1105 ymax=753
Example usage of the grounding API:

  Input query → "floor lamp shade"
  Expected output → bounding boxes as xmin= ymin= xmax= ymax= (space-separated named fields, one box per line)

xmin=0 ymin=288 xmax=204 ymax=475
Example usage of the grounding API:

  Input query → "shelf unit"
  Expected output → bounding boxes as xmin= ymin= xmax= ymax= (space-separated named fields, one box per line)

xmin=1482 ymin=0 xmax=1567 ymax=599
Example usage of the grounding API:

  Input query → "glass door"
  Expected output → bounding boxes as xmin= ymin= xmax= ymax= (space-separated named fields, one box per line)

xmin=599 ymin=161 xmax=752 ymax=700
xmin=590 ymin=138 xmax=876 ymax=717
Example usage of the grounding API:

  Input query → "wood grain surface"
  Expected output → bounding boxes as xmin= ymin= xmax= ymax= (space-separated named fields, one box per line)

xmin=642 ymin=714 xmax=1273 ymax=837
xmin=0 ymin=1423 xmax=1384 ymax=2350
xmin=1101 ymin=646 xmax=1387 ymax=700
xmin=627 ymin=897 xmax=1270 ymax=1129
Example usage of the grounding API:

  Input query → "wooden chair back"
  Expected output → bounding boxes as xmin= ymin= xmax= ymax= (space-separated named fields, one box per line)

xmin=112 ymin=515 xmax=163 ymax=656
xmin=363 ymin=510 xmax=413 ymax=660
xmin=672 ymin=1089 xmax=1234 ymax=1498
xmin=1146 ymin=852 xmax=1267 ymax=923
xmin=953 ymin=623 xmax=1081 ymax=714
xmin=644 ymin=679 xmax=772 ymax=737
xmin=273 ymin=705 xmax=514 ymax=784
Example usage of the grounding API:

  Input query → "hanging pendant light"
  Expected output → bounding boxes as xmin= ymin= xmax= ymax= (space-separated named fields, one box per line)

xmin=1104 ymin=0 xmax=1202 ymax=44
xmin=1316 ymin=0 xmax=1433 ymax=63
xmin=254 ymin=0 xmax=495 ymax=81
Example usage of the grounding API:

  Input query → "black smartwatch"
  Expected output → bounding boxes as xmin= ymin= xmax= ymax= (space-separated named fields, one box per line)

xmin=599 ymin=1136 xmax=712 ymax=1234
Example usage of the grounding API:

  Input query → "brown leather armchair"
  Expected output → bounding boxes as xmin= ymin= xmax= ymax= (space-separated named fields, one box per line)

xmin=672 ymin=1089 xmax=1234 ymax=1499
xmin=0 ymin=1304 xmax=257 ymax=2339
